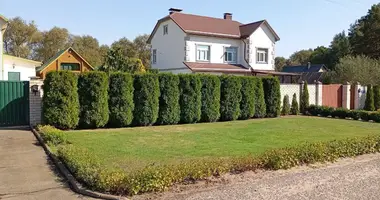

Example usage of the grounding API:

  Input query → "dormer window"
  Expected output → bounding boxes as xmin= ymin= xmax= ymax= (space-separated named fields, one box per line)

xmin=61 ymin=63 xmax=80 ymax=71
xmin=163 ymin=25 xmax=168 ymax=35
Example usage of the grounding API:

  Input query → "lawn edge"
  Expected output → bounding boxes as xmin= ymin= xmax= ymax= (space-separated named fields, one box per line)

xmin=30 ymin=126 xmax=129 ymax=200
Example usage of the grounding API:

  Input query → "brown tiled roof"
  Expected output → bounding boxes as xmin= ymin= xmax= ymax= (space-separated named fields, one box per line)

xmin=147 ymin=12 xmax=280 ymax=43
xmin=184 ymin=62 xmax=250 ymax=73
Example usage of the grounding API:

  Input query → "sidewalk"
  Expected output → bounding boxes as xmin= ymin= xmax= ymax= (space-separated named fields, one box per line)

xmin=0 ymin=128 xmax=92 ymax=200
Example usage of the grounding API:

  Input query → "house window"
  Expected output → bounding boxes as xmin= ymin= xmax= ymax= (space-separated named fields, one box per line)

xmin=256 ymin=48 xmax=268 ymax=63
xmin=61 ymin=63 xmax=80 ymax=71
xmin=196 ymin=45 xmax=210 ymax=62
xmin=8 ymin=72 xmax=20 ymax=81
xmin=152 ymin=49 xmax=157 ymax=64
xmin=163 ymin=25 xmax=168 ymax=35
xmin=224 ymin=47 xmax=237 ymax=63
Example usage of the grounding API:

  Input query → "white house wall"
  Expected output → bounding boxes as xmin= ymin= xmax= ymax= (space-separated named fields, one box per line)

xmin=185 ymin=35 xmax=248 ymax=67
xmin=2 ymin=56 xmax=38 ymax=81
xmin=249 ymin=25 xmax=276 ymax=71
xmin=150 ymin=19 xmax=187 ymax=72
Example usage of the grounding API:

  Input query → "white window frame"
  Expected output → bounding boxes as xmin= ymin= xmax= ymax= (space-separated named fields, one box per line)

xmin=152 ymin=49 xmax=157 ymax=64
xmin=196 ymin=44 xmax=210 ymax=62
xmin=224 ymin=47 xmax=238 ymax=63
xmin=256 ymin=48 xmax=268 ymax=64
xmin=163 ymin=25 xmax=168 ymax=35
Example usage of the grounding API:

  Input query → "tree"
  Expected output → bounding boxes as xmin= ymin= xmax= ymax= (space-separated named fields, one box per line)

xmin=374 ymin=85 xmax=380 ymax=110
xmin=275 ymin=57 xmax=287 ymax=71
xmin=290 ymin=93 xmax=299 ymax=115
xmin=300 ymin=82 xmax=309 ymax=113
xmin=35 ymin=27 xmax=70 ymax=62
xmin=288 ymin=49 xmax=313 ymax=65
xmin=3 ymin=17 xmax=41 ymax=59
xmin=349 ymin=4 xmax=380 ymax=59
xmin=100 ymin=48 xmax=146 ymax=73
xmin=310 ymin=46 xmax=333 ymax=68
xmin=111 ymin=37 xmax=137 ymax=59
xmin=281 ymin=95 xmax=290 ymax=115
xmin=364 ymin=84 xmax=375 ymax=111
xmin=71 ymin=35 xmax=102 ymax=67
xmin=329 ymin=31 xmax=351 ymax=69
xmin=133 ymin=34 xmax=151 ymax=69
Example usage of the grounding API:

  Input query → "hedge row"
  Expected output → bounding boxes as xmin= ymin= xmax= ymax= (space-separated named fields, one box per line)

xmin=307 ymin=105 xmax=380 ymax=122
xmin=56 ymin=132 xmax=380 ymax=195
xmin=43 ymin=72 xmax=280 ymax=129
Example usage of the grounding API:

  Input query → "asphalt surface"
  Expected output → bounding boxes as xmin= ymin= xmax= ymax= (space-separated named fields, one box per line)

xmin=143 ymin=153 xmax=380 ymax=200
xmin=0 ymin=128 xmax=92 ymax=200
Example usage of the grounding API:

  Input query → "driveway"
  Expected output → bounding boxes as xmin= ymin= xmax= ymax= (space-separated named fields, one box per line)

xmin=0 ymin=128 xmax=92 ymax=200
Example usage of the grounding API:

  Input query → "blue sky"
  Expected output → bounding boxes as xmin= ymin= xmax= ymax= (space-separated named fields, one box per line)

xmin=1 ymin=0 xmax=378 ymax=57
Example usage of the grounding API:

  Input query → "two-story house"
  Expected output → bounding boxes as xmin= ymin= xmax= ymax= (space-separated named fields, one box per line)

xmin=147 ymin=8 xmax=282 ymax=75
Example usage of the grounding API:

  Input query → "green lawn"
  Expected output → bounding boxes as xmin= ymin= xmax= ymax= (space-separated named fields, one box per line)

xmin=65 ymin=116 xmax=380 ymax=171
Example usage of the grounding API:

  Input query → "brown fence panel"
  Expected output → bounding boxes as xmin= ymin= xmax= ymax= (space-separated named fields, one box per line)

xmin=322 ymin=84 xmax=343 ymax=108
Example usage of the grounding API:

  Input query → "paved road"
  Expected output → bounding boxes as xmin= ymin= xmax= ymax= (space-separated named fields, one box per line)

xmin=144 ymin=153 xmax=380 ymax=200
xmin=0 ymin=128 xmax=92 ymax=200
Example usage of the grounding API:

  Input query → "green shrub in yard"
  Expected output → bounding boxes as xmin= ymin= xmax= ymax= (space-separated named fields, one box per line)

xmin=281 ymin=95 xmax=290 ymax=116
xmin=239 ymin=77 xmax=256 ymax=119
xmin=348 ymin=110 xmax=361 ymax=120
xmin=374 ymin=85 xmax=380 ymax=110
xmin=133 ymin=73 xmax=160 ymax=126
xmin=42 ymin=71 xmax=79 ymax=129
xmin=220 ymin=75 xmax=242 ymax=121
xmin=108 ymin=72 xmax=134 ymax=127
xmin=320 ymin=106 xmax=334 ymax=117
xmin=199 ymin=75 xmax=220 ymax=122
xmin=369 ymin=112 xmax=380 ymax=122
xmin=331 ymin=108 xmax=349 ymax=119
xmin=359 ymin=110 xmax=370 ymax=121
xmin=254 ymin=78 xmax=266 ymax=118
xmin=364 ymin=85 xmax=375 ymax=111
xmin=179 ymin=74 xmax=202 ymax=123
xmin=300 ymin=82 xmax=309 ymax=114
xmin=78 ymin=72 xmax=109 ymax=129
xmin=157 ymin=73 xmax=180 ymax=125
xmin=307 ymin=105 xmax=320 ymax=116
xmin=290 ymin=93 xmax=299 ymax=115
xmin=262 ymin=77 xmax=281 ymax=117
xmin=37 ymin=125 xmax=67 ymax=146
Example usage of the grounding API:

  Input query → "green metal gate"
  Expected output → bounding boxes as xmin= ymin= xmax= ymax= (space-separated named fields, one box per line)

xmin=0 ymin=81 xmax=29 ymax=126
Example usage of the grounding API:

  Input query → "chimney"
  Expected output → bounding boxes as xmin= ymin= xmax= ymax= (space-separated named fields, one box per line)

xmin=169 ymin=8 xmax=183 ymax=14
xmin=224 ymin=13 xmax=232 ymax=20
xmin=307 ymin=62 xmax=311 ymax=69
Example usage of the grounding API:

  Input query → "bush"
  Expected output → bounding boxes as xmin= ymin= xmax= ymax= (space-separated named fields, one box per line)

xmin=37 ymin=125 xmax=67 ymax=146
xmin=290 ymin=93 xmax=299 ymax=115
xmin=307 ymin=105 xmax=321 ymax=116
xmin=239 ymin=77 xmax=256 ymax=119
xmin=199 ymin=75 xmax=220 ymax=122
xmin=108 ymin=73 xmax=134 ymax=127
xmin=369 ymin=112 xmax=380 ymax=122
xmin=364 ymin=84 xmax=375 ymax=111
xmin=300 ymin=82 xmax=309 ymax=114
xmin=331 ymin=108 xmax=349 ymax=119
xmin=348 ymin=110 xmax=361 ymax=120
xmin=281 ymin=95 xmax=290 ymax=115
xmin=178 ymin=74 xmax=202 ymax=123
xmin=133 ymin=73 xmax=160 ymax=126
xmin=157 ymin=73 xmax=180 ymax=125
xmin=42 ymin=71 xmax=79 ymax=129
xmin=320 ymin=106 xmax=334 ymax=117
xmin=374 ymin=85 xmax=380 ymax=110
xmin=220 ymin=75 xmax=242 ymax=121
xmin=262 ymin=77 xmax=281 ymax=117
xmin=359 ymin=110 xmax=370 ymax=121
xmin=254 ymin=78 xmax=266 ymax=118
xmin=78 ymin=72 xmax=109 ymax=129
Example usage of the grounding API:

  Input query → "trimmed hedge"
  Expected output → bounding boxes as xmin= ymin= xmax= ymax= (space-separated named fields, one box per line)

xmin=239 ymin=77 xmax=256 ymax=119
xmin=199 ymin=75 xmax=220 ymax=122
xmin=78 ymin=72 xmax=109 ymax=128
xmin=220 ymin=75 xmax=242 ymax=121
xmin=331 ymin=108 xmax=349 ymax=119
xmin=254 ymin=78 xmax=266 ymax=118
xmin=157 ymin=73 xmax=180 ymax=125
xmin=262 ymin=77 xmax=281 ymax=117
xmin=300 ymin=82 xmax=309 ymax=113
xmin=178 ymin=74 xmax=202 ymax=123
xmin=364 ymin=85 xmax=375 ymax=111
xmin=281 ymin=95 xmax=290 ymax=116
xmin=42 ymin=71 xmax=79 ymax=130
xmin=108 ymin=73 xmax=134 ymax=127
xmin=133 ymin=73 xmax=160 ymax=126
xmin=37 ymin=125 xmax=67 ymax=145
xmin=374 ymin=85 xmax=380 ymax=110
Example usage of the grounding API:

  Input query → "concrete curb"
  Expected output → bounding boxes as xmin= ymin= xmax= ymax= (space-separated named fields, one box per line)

xmin=30 ymin=126 xmax=129 ymax=200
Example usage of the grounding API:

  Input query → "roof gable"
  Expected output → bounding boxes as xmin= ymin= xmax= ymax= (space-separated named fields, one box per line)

xmin=240 ymin=20 xmax=280 ymax=41
xmin=36 ymin=47 xmax=94 ymax=72
xmin=282 ymin=64 xmax=327 ymax=73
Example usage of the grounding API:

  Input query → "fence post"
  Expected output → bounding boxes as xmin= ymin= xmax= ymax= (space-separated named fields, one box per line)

xmin=354 ymin=82 xmax=360 ymax=110
xmin=342 ymin=82 xmax=351 ymax=109
xmin=29 ymin=78 xmax=44 ymax=126
xmin=299 ymin=81 xmax=304 ymax=104
xmin=315 ymin=81 xmax=322 ymax=106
